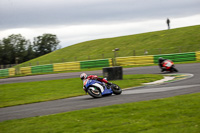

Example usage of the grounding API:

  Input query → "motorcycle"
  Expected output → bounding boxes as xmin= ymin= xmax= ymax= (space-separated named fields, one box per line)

xmin=161 ymin=60 xmax=178 ymax=72
xmin=83 ymin=79 xmax=122 ymax=98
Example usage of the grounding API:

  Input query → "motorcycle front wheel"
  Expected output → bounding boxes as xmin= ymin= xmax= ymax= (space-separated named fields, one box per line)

xmin=170 ymin=67 xmax=178 ymax=72
xmin=172 ymin=67 xmax=178 ymax=72
xmin=87 ymin=87 xmax=102 ymax=98
xmin=111 ymin=84 xmax=122 ymax=95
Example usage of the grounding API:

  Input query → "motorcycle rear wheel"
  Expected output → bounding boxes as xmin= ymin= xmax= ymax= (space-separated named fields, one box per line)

xmin=88 ymin=87 xmax=102 ymax=98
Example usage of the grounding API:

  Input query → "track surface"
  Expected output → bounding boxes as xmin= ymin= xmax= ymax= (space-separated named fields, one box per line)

xmin=0 ymin=63 xmax=200 ymax=122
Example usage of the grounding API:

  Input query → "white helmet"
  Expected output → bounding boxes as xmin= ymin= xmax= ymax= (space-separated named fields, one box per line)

xmin=80 ymin=73 xmax=87 ymax=80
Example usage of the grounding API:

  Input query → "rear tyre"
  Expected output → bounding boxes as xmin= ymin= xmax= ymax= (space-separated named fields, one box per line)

xmin=111 ymin=84 xmax=122 ymax=95
xmin=87 ymin=87 xmax=102 ymax=98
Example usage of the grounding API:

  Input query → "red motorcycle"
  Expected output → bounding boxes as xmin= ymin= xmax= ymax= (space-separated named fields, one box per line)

xmin=161 ymin=60 xmax=178 ymax=72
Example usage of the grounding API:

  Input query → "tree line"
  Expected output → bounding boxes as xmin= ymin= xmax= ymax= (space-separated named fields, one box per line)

xmin=0 ymin=34 xmax=60 ymax=65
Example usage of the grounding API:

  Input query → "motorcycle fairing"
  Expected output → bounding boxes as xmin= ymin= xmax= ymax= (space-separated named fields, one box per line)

xmin=84 ymin=79 xmax=113 ymax=95
xmin=163 ymin=60 xmax=174 ymax=69
xmin=92 ymin=83 xmax=104 ymax=93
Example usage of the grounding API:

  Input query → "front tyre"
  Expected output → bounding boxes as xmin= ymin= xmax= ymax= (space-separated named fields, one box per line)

xmin=111 ymin=84 xmax=122 ymax=95
xmin=171 ymin=67 xmax=178 ymax=72
xmin=87 ymin=87 xmax=102 ymax=98
xmin=173 ymin=67 xmax=178 ymax=72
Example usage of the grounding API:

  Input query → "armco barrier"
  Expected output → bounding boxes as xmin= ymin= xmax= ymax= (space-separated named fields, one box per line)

xmin=116 ymin=55 xmax=154 ymax=66
xmin=109 ymin=59 xmax=113 ymax=67
xmin=20 ymin=67 xmax=32 ymax=75
xmin=53 ymin=62 xmax=80 ymax=72
xmin=80 ymin=59 xmax=110 ymax=69
xmin=174 ymin=53 xmax=196 ymax=62
xmin=154 ymin=52 xmax=196 ymax=63
xmin=0 ymin=69 xmax=9 ymax=77
xmin=9 ymin=68 xmax=15 ymax=76
xmin=196 ymin=51 xmax=200 ymax=61
xmin=31 ymin=64 xmax=53 ymax=74
xmin=0 ymin=68 xmax=15 ymax=77
xmin=173 ymin=53 xmax=195 ymax=62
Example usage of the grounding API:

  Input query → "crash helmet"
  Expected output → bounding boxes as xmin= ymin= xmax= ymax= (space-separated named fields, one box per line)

xmin=80 ymin=73 xmax=87 ymax=80
xmin=158 ymin=57 xmax=164 ymax=63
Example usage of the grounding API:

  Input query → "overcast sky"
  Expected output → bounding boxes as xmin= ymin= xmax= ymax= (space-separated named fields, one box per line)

xmin=0 ymin=0 xmax=200 ymax=48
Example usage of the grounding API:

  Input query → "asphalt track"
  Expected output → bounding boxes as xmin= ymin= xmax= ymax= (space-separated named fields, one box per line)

xmin=0 ymin=63 xmax=200 ymax=122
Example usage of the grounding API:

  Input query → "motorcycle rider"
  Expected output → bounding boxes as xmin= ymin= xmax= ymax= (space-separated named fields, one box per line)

xmin=80 ymin=73 xmax=112 ymax=86
xmin=158 ymin=57 xmax=168 ymax=72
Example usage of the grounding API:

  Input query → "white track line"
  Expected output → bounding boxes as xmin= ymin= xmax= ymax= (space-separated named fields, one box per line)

xmin=123 ymin=84 xmax=200 ymax=95
xmin=144 ymin=76 xmax=175 ymax=85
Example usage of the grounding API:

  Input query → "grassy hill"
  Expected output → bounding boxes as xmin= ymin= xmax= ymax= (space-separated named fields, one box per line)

xmin=20 ymin=25 xmax=200 ymax=67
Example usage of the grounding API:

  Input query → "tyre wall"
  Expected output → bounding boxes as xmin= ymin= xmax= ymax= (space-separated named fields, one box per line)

xmin=80 ymin=59 xmax=111 ymax=69
xmin=116 ymin=55 xmax=154 ymax=66
xmin=196 ymin=51 xmax=200 ymax=61
xmin=53 ymin=62 xmax=80 ymax=72
xmin=154 ymin=52 xmax=196 ymax=63
xmin=0 ymin=68 xmax=15 ymax=77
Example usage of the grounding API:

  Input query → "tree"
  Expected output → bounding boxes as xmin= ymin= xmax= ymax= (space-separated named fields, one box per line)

xmin=0 ymin=40 xmax=3 ymax=64
xmin=24 ymin=44 xmax=35 ymax=62
xmin=1 ymin=36 xmax=15 ymax=64
xmin=0 ymin=33 xmax=60 ymax=66
xmin=33 ymin=34 xmax=60 ymax=57
xmin=0 ymin=34 xmax=30 ymax=64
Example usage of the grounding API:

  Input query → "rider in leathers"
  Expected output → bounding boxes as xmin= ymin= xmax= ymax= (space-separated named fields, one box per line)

xmin=80 ymin=73 xmax=112 ymax=91
xmin=158 ymin=57 xmax=169 ymax=72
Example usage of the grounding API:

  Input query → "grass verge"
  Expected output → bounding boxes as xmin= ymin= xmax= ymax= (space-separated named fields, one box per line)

xmin=0 ymin=74 xmax=163 ymax=108
xmin=0 ymin=93 xmax=199 ymax=133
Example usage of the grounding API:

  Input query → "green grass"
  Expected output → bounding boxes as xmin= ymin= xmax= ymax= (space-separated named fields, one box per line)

xmin=0 ymin=93 xmax=199 ymax=133
xmin=18 ymin=25 xmax=200 ymax=67
xmin=0 ymin=74 xmax=163 ymax=108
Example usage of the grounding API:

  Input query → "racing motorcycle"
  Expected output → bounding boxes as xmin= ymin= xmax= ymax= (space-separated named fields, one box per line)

xmin=161 ymin=60 xmax=178 ymax=72
xmin=83 ymin=79 xmax=122 ymax=98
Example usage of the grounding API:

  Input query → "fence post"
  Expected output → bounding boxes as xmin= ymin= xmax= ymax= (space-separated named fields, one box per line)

xmin=158 ymin=48 xmax=162 ymax=54
xmin=111 ymin=58 xmax=115 ymax=66
xmin=102 ymin=54 xmax=104 ymax=59
xmin=15 ymin=66 xmax=20 ymax=75
xmin=178 ymin=47 xmax=182 ymax=53
xmin=112 ymin=48 xmax=119 ymax=66
xmin=133 ymin=50 xmax=136 ymax=56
